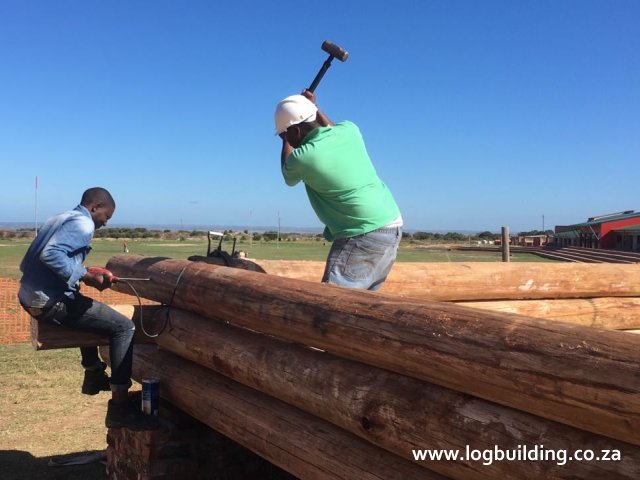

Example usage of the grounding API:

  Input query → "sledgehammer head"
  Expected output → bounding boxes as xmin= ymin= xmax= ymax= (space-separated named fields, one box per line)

xmin=322 ymin=40 xmax=349 ymax=62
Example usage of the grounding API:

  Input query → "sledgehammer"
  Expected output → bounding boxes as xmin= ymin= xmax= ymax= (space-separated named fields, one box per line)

xmin=307 ymin=40 xmax=349 ymax=93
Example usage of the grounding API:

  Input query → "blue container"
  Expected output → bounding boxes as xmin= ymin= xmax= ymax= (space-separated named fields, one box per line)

xmin=141 ymin=379 xmax=160 ymax=416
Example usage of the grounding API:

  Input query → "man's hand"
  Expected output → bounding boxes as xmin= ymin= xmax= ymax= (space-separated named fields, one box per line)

xmin=300 ymin=89 xmax=333 ymax=127
xmin=82 ymin=267 xmax=114 ymax=291
xmin=301 ymin=89 xmax=317 ymax=104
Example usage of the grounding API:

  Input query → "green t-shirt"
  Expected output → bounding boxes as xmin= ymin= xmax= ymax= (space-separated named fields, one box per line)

xmin=282 ymin=121 xmax=401 ymax=241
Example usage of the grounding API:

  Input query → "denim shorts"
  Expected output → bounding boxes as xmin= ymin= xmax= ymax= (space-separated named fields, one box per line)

xmin=322 ymin=226 xmax=402 ymax=291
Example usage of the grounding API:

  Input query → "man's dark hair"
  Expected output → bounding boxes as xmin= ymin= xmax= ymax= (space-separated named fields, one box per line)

xmin=81 ymin=187 xmax=115 ymax=208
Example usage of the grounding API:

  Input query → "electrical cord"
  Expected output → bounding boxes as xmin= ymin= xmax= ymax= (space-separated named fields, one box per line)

xmin=117 ymin=264 xmax=190 ymax=338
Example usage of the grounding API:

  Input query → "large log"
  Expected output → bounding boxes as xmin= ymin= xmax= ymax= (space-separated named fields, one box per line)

xmin=148 ymin=305 xmax=640 ymax=480
xmin=107 ymin=255 xmax=640 ymax=446
xmin=240 ymin=259 xmax=640 ymax=301
xmin=101 ymin=345 xmax=439 ymax=480
xmin=30 ymin=305 xmax=159 ymax=350
xmin=191 ymin=258 xmax=640 ymax=326
xmin=459 ymin=297 xmax=640 ymax=329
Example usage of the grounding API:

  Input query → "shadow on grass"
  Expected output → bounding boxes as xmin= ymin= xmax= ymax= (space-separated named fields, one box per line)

xmin=0 ymin=449 xmax=107 ymax=480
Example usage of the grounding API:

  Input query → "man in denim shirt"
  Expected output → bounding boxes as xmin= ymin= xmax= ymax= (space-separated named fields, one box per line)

xmin=19 ymin=187 xmax=155 ymax=429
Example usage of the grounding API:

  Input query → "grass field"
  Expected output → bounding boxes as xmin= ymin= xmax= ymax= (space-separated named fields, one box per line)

xmin=0 ymin=237 xmax=553 ymax=279
xmin=0 ymin=343 xmax=109 ymax=479
xmin=0 ymin=236 xmax=555 ymax=478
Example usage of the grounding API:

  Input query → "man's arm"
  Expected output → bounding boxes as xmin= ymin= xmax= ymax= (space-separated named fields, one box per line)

xmin=301 ymin=89 xmax=334 ymax=127
xmin=39 ymin=216 xmax=110 ymax=291
xmin=39 ymin=216 xmax=92 ymax=287
xmin=280 ymin=133 xmax=294 ymax=169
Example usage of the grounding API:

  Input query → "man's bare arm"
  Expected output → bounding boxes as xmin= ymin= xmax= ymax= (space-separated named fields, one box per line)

xmin=281 ymin=133 xmax=294 ymax=168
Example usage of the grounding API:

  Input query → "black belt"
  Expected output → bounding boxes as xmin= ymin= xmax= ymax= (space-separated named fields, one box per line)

xmin=24 ymin=301 xmax=62 ymax=319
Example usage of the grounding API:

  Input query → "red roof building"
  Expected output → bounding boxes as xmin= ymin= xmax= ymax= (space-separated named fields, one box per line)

xmin=555 ymin=210 xmax=640 ymax=250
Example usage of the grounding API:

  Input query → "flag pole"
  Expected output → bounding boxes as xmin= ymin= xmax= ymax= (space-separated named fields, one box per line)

xmin=34 ymin=176 xmax=38 ymax=237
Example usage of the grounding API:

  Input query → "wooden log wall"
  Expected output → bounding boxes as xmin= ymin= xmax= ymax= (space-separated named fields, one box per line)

xmin=240 ymin=259 xmax=640 ymax=301
xmin=106 ymin=255 xmax=640 ymax=447
xmin=140 ymin=305 xmax=640 ymax=480
xmin=101 ymin=346 xmax=439 ymax=480
xmin=30 ymin=255 xmax=640 ymax=478
xmin=459 ymin=297 xmax=640 ymax=329
xmin=196 ymin=257 xmax=640 ymax=328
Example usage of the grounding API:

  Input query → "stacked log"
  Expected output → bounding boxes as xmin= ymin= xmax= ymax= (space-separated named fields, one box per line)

xmin=225 ymin=259 xmax=640 ymax=301
xmin=101 ymin=255 xmax=640 ymax=479
xmin=107 ymin=255 xmax=640 ymax=444
xmin=460 ymin=296 xmax=640 ymax=329
xmin=115 ymin=305 xmax=639 ymax=479
xmin=195 ymin=257 xmax=640 ymax=328
xmin=31 ymin=255 xmax=640 ymax=478
xmin=101 ymin=346 xmax=439 ymax=480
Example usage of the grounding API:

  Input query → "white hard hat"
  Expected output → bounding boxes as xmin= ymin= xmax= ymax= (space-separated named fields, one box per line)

xmin=274 ymin=95 xmax=318 ymax=135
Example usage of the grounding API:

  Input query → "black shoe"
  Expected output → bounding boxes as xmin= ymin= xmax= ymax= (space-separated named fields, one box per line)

xmin=81 ymin=362 xmax=111 ymax=395
xmin=105 ymin=400 xmax=159 ymax=430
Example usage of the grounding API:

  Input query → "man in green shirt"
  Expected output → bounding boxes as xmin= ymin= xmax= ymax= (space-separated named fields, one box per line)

xmin=275 ymin=90 xmax=403 ymax=290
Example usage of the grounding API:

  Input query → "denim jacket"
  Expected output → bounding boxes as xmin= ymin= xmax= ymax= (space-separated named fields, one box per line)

xmin=18 ymin=205 xmax=94 ymax=308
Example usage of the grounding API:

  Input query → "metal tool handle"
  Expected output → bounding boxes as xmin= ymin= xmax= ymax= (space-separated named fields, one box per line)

xmin=308 ymin=56 xmax=335 ymax=93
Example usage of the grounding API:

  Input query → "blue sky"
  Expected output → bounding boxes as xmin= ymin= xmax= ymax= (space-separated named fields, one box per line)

xmin=1 ymin=1 xmax=638 ymax=233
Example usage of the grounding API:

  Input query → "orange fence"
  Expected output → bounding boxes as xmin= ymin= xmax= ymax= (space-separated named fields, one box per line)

xmin=0 ymin=278 xmax=154 ymax=344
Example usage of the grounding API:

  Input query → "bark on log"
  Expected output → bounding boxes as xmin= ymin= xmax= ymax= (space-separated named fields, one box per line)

xmin=148 ymin=305 xmax=640 ymax=480
xmin=106 ymin=255 xmax=640 ymax=446
xmin=458 ymin=297 xmax=640 ymax=329
xmin=101 ymin=345 xmax=440 ymax=480
xmin=30 ymin=305 xmax=159 ymax=350
xmin=242 ymin=259 xmax=640 ymax=301
xmin=187 ymin=258 xmax=640 ymax=327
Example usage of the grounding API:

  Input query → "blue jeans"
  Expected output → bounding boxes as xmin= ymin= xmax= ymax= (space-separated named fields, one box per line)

xmin=27 ymin=294 xmax=134 ymax=390
xmin=322 ymin=226 xmax=402 ymax=291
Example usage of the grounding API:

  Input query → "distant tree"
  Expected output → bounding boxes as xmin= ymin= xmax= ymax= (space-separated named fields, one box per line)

xmin=263 ymin=231 xmax=278 ymax=241
xmin=402 ymin=231 xmax=412 ymax=239
xmin=413 ymin=231 xmax=432 ymax=240
xmin=443 ymin=232 xmax=466 ymax=241
xmin=477 ymin=231 xmax=496 ymax=239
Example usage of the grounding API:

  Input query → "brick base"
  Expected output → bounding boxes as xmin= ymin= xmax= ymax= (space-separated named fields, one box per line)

xmin=106 ymin=392 xmax=296 ymax=480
